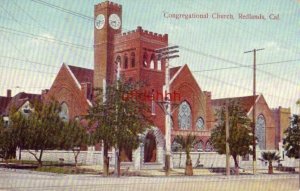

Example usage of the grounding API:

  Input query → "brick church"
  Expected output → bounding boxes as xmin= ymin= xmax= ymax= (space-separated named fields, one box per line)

xmin=0 ymin=1 xmax=290 ymax=167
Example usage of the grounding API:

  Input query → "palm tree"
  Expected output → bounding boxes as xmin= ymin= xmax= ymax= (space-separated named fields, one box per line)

xmin=174 ymin=134 xmax=198 ymax=176
xmin=260 ymin=151 xmax=280 ymax=174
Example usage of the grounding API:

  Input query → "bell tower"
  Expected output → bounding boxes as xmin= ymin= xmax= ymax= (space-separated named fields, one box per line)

xmin=94 ymin=1 xmax=122 ymax=89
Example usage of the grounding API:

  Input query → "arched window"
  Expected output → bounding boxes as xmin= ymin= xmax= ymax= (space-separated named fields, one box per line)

xmin=130 ymin=52 xmax=135 ymax=68
xmin=205 ymin=141 xmax=214 ymax=152
xmin=150 ymin=54 xmax=155 ymax=69
xmin=59 ymin=102 xmax=69 ymax=121
xmin=196 ymin=117 xmax=205 ymax=130
xmin=178 ymin=101 xmax=191 ymax=129
xmin=115 ymin=56 xmax=121 ymax=71
xmin=124 ymin=54 xmax=128 ymax=69
xmin=157 ymin=60 xmax=162 ymax=71
xmin=195 ymin=140 xmax=204 ymax=152
xmin=144 ymin=132 xmax=157 ymax=162
xmin=143 ymin=52 xmax=148 ymax=68
xmin=256 ymin=114 xmax=266 ymax=150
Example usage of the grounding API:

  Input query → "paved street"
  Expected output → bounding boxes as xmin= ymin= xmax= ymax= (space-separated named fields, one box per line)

xmin=0 ymin=168 xmax=298 ymax=191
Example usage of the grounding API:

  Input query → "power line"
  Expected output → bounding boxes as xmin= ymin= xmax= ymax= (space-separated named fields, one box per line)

xmin=11 ymin=0 xmax=92 ymax=43
xmin=0 ymin=64 xmax=57 ymax=75
xmin=179 ymin=46 xmax=299 ymax=86
xmin=192 ymin=59 xmax=300 ymax=73
xmin=30 ymin=0 xmax=93 ymax=21
xmin=29 ymin=0 xmax=300 ymax=86
xmin=0 ymin=26 xmax=92 ymax=50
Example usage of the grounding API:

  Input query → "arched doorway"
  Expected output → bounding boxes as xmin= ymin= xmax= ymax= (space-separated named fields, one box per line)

xmin=144 ymin=132 xmax=157 ymax=162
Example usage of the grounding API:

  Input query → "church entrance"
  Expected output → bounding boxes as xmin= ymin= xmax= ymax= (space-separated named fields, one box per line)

xmin=144 ymin=132 xmax=157 ymax=162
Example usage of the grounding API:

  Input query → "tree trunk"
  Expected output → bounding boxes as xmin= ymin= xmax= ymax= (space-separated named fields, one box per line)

xmin=232 ymin=154 xmax=239 ymax=175
xmin=268 ymin=161 xmax=273 ymax=174
xmin=179 ymin=152 xmax=182 ymax=168
xmin=117 ymin=151 xmax=121 ymax=177
xmin=19 ymin=147 xmax=22 ymax=160
xmin=185 ymin=152 xmax=193 ymax=176
xmin=103 ymin=143 xmax=109 ymax=176
xmin=73 ymin=150 xmax=80 ymax=169
xmin=38 ymin=149 xmax=43 ymax=167
xmin=28 ymin=150 xmax=43 ymax=167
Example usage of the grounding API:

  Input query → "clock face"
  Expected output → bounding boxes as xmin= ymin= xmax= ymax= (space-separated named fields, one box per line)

xmin=109 ymin=14 xmax=121 ymax=30
xmin=95 ymin=14 xmax=105 ymax=30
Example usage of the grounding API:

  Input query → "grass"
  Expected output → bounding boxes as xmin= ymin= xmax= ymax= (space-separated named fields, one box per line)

xmin=35 ymin=166 xmax=99 ymax=174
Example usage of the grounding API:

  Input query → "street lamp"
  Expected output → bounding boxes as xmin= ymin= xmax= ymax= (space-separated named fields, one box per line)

xmin=155 ymin=45 xmax=179 ymax=176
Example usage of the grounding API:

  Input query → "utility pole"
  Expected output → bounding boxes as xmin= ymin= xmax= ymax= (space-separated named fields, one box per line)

xmin=114 ymin=60 xmax=121 ymax=176
xmin=244 ymin=48 xmax=264 ymax=175
xmin=155 ymin=46 xmax=179 ymax=176
xmin=225 ymin=100 xmax=230 ymax=176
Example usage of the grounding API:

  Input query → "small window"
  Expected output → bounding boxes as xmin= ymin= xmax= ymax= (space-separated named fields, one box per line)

xmin=143 ymin=52 xmax=148 ymax=67
xmin=130 ymin=52 xmax=135 ymax=68
xmin=115 ymin=56 xmax=121 ymax=74
xmin=124 ymin=54 xmax=128 ymax=69
xmin=196 ymin=117 xmax=205 ymax=130
xmin=195 ymin=141 xmax=204 ymax=152
xmin=150 ymin=54 xmax=155 ymax=69
xmin=157 ymin=60 xmax=162 ymax=71
xmin=205 ymin=141 xmax=214 ymax=152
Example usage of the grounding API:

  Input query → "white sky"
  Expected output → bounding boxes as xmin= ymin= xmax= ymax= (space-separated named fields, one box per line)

xmin=0 ymin=0 xmax=299 ymax=114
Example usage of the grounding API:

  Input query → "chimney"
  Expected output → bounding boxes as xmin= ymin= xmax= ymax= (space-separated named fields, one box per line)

xmin=7 ymin=89 xmax=11 ymax=98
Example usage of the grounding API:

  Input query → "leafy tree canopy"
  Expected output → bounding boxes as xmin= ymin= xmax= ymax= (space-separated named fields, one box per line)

xmin=210 ymin=100 xmax=254 ymax=168
xmin=284 ymin=114 xmax=300 ymax=159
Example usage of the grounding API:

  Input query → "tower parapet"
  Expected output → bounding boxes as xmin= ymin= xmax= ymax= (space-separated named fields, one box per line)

xmin=115 ymin=26 xmax=168 ymax=43
xmin=95 ymin=1 xmax=121 ymax=11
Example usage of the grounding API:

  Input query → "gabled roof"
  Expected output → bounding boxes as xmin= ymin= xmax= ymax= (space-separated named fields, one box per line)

xmin=5 ymin=92 xmax=41 ymax=115
xmin=170 ymin=66 xmax=181 ymax=80
xmin=212 ymin=95 xmax=259 ymax=112
xmin=68 ymin=65 xmax=93 ymax=85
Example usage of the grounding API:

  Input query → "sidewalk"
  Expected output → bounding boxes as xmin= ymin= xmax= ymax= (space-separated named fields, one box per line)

xmin=80 ymin=165 xmax=298 ymax=177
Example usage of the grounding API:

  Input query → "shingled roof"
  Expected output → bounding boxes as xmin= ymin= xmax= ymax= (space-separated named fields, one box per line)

xmin=170 ymin=66 xmax=181 ymax=80
xmin=5 ymin=92 xmax=41 ymax=115
xmin=212 ymin=95 xmax=259 ymax=113
xmin=68 ymin=65 xmax=94 ymax=84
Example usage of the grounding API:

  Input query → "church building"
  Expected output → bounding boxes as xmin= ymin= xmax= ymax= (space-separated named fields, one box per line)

xmin=0 ymin=1 xmax=290 ymax=169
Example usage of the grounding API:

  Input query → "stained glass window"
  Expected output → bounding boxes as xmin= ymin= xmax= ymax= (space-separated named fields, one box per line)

xmin=178 ymin=101 xmax=191 ymax=129
xmin=59 ymin=102 xmax=69 ymax=121
xmin=196 ymin=117 xmax=205 ymax=130
xmin=256 ymin=114 xmax=266 ymax=150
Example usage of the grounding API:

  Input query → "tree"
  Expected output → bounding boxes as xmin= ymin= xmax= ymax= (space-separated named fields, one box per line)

xmin=259 ymin=151 xmax=280 ymax=174
xmin=174 ymin=134 xmax=198 ymax=176
xmin=8 ymin=107 xmax=29 ymax=160
xmin=87 ymin=79 xmax=152 ymax=176
xmin=284 ymin=114 xmax=300 ymax=159
xmin=210 ymin=101 xmax=253 ymax=175
xmin=0 ymin=117 xmax=12 ymax=159
xmin=26 ymin=99 xmax=63 ymax=167
xmin=0 ymin=122 xmax=19 ymax=160
xmin=60 ymin=120 xmax=89 ymax=168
